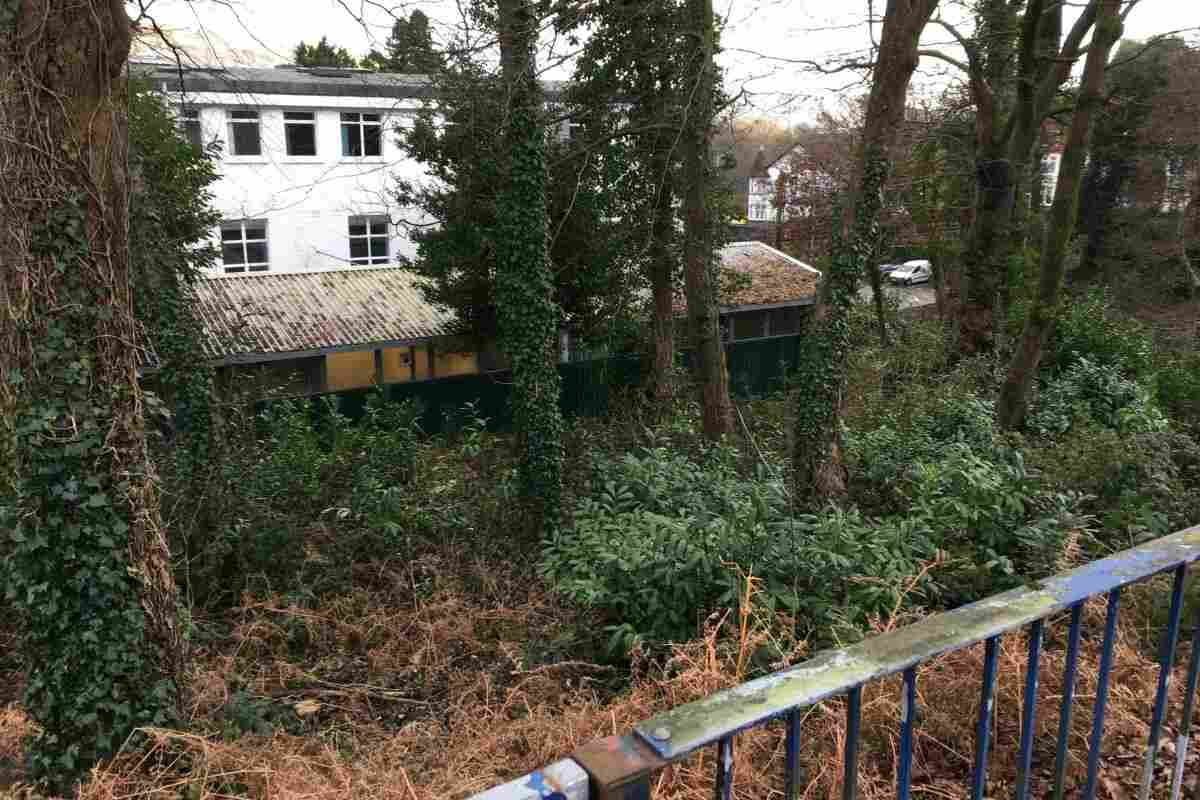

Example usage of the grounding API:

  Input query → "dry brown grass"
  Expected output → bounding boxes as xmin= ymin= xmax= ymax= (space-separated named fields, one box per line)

xmin=1 ymin=564 xmax=1196 ymax=800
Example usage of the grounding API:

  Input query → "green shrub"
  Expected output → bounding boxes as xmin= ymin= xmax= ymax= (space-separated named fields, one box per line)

xmin=901 ymin=441 xmax=1091 ymax=593
xmin=845 ymin=393 xmax=997 ymax=512
xmin=162 ymin=391 xmax=423 ymax=608
xmin=1047 ymin=290 xmax=1153 ymax=376
xmin=541 ymin=447 xmax=938 ymax=653
xmin=1156 ymin=350 xmax=1200 ymax=426
xmin=1028 ymin=358 xmax=1167 ymax=438
xmin=1030 ymin=423 xmax=1200 ymax=542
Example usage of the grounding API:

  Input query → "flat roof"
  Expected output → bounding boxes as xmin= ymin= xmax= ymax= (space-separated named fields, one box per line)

xmin=133 ymin=62 xmax=567 ymax=102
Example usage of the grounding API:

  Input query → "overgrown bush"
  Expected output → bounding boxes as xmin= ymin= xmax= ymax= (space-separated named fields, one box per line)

xmin=1046 ymin=289 xmax=1154 ymax=376
xmin=1028 ymin=358 xmax=1168 ymax=438
xmin=845 ymin=392 xmax=997 ymax=513
xmin=542 ymin=446 xmax=939 ymax=653
xmin=161 ymin=391 xmax=423 ymax=608
xmin=1155 ymin=350 xmax=1200 ymax=426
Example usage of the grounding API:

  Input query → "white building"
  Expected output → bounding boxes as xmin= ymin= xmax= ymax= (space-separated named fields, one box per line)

xmin=142 ymin=63 xmax=440 ymax=275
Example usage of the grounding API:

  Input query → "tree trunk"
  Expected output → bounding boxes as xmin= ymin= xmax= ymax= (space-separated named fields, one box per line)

xmin=954 ymin=0 xmax=1089 ymax=352
xmin=495 ymin=0 xmax=564 ymax=522
xmin=1177 ymin=191 xmax=1200 ymax=300
xmin=648 ymin=177 xmax=677 ymax=399
xmin=960 ymin=148 xmax=1015 ymax=351
xmin=792 ymin=0 xmax=939 ymax=503
xmin=0 ymin=0 xmax=182 ymax=785
xmin=866 ymin=231 xmax=892 ymax=349
xmin=681 ymin=0 xmax=733 ymax=439
xmin=997 ymin=0 xmax=1122 ymax=431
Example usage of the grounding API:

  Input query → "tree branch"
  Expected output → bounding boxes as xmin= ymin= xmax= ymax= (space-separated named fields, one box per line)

xmin=918 ymin=48 xmax=970 ymax=73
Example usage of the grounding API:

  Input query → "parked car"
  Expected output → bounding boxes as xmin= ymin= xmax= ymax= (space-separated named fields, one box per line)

xmin=878 ymin=262 xmax=901 ymax=276
xmin=889 ymin=259 xmax=932 ymax=285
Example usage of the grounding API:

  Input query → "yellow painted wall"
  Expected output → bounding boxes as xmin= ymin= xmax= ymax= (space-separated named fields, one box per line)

xmin=380 ymin=347 xmax=414 ymax=383
xmin=434 ymin=350 xmax=479 ymax=377
xmin=412 ymin=346 xmax=432 ymax=380
xmin=325 ymin=350 xmax=377 ymax=392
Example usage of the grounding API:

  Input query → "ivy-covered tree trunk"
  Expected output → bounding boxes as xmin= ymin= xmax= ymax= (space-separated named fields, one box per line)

xmin=681 ymin=0 xmax=733 ymax=439
xmin=792 ymin=0 xmax=938 ymax=503
xmin=0 ymin=0 xmax=182 ymax=788
xmin=959 ymin=150 xmax=1015 ymax=350
xmin=495 ymin=0 xmax=564 ymax=524
xmin=997 ymin=0 xmax=1123 ymax=430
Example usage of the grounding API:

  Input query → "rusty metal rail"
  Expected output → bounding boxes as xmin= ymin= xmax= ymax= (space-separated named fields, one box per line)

xmin=469 ymin=525 xmax=1200 ymax=800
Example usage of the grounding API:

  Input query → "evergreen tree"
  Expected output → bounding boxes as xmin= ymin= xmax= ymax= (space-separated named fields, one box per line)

xmin=293 ymin=35 xmax=358 ymax=68
xmin=393 ymin=69 xmax=632 ymax=348
xmin=566 ymin=0 xmax=691 ymax=399
xmin=362 ymin=10 xmax=443 ymax=73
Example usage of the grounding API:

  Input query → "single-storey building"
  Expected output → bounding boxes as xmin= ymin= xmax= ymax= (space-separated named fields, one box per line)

xmin=193 ymin=241 xmax=821 ymax=397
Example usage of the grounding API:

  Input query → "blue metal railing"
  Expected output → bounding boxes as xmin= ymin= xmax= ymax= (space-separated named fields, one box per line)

xmin=471 ymin=525 xmax=1200 ymax=800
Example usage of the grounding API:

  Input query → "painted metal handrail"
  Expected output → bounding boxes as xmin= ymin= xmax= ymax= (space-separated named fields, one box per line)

xmin=470 ymin=525 xmax=1200 ymax=800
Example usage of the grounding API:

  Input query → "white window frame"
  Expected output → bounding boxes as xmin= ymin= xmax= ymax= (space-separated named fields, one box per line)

xmin=1041 ymin=153 xmax=1061 ymax=207
xmin=220 ymin=219 xmax=269 ymax=273
xmin=341 ymin=112 xmax=383 ymax=158
xmin=348 ymin=214 xmax=390 ymax=265
xmin=748 ymin=198 xmax=773 ymax=222
xmin=283 ymin=110 xmax=318 ymax=157
xmin=179 ymin=107 xmax=203 ymax=151
xmin=227 ymin=109 xmax=262 ymax=157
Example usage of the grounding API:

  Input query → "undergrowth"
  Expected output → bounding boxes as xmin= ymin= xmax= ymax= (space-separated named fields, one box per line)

xmin=1 ymin=294 xmax=1197 ymax=798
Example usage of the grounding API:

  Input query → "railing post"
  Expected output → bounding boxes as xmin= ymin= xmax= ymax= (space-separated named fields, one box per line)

xmin=574 ymin=735 xmax=667 ymax=800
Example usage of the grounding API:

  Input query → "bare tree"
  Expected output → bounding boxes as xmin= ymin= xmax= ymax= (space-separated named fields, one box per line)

xmin=921 ymin=0 xmax=1105 ymax=352
xmin=996 ymin=0 xmax=1125 ymax=430
xmin=792 ymin=0 xmax=940 ymax=503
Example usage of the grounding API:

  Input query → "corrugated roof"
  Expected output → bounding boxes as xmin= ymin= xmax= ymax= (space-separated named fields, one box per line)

xmin=673 ymin=242 xmax=821 ymax=313
xmin=195 ymin=244 xmax=820 ymax=363
xmin=193 ymin=267 xmax=454 ymax=362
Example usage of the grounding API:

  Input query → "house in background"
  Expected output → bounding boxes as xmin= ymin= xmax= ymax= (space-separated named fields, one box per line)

xmin=142 ymin=63 xmax=441 ymax=274
xmin=745 ymin=144 xmax=813 ymax=223
xmin=142 ymin=63 xmax=823 ymax=398
xmin=194 ymin=242 xmax=821 ymax=397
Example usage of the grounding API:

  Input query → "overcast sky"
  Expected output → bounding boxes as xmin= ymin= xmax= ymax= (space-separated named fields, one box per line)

xmin=134 ymin=0 xmax=1200 ymax=123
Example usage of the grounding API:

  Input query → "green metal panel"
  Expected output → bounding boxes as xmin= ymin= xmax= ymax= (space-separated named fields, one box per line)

xmin=260 ymin=334 xmax=804 ymax=433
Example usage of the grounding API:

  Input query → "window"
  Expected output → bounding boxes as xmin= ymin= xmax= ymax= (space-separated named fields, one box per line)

xmin=732 ymin=311 xmax=768 ymax=341
xmin=243 ymin=356 xmax=324 ymax=396
xmin=179 ymin=107 xmax=203 ymax=151
xmin=1041 ymin=154 xmax=1061 ymax=207
xmin=748 ymin=198 xmax=772 ymax=221
xmin=769 ymin=306 xmax=803 ymax=336
xmin=1165 ymin=156 xmax=1188 ymax=211
xmin=348 ymin=215 xmax=389 ymax=265
xmin=341 ymin=112 xmax=382 ymax=157
xmin=227 ymin=109 xmax=261 ymax=156
xmin=284 ymin=111 xmax=317 ymax=156
xmin=220 ymin=219 xmax=269 ymax=273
